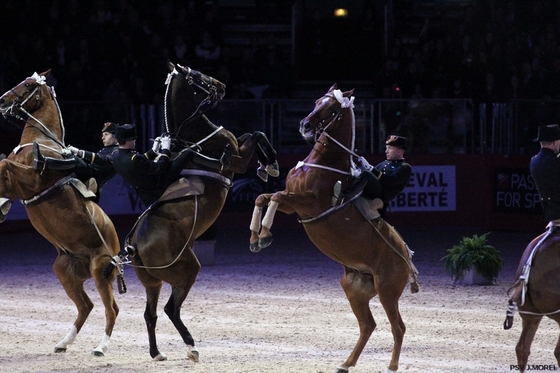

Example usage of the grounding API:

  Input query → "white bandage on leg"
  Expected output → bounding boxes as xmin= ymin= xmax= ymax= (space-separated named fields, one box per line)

xmin=250 ymin=206 xmax=263 ymax=232
xmin=261 ymin=201 xmax=279 ymax=229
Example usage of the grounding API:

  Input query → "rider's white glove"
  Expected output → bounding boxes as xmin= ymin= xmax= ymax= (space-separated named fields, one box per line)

xmin=68 ymin=146 xmax=81 ymax=157
xmin=356 ymin=156 xmax=373 ymax=172
xmin=160 ymin=135 xmax=171 ymax=151
xmin=152 ymin=137 xmax=161 ymax=153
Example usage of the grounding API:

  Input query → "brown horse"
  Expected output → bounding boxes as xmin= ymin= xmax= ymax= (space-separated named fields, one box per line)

xmin=504 ymin=228 xmax=560 ymax=372
xmin=249 ymin=84 xmax=418 ymax=373
xmin=0 ymin=71 xmax=121 ymax=356
xmin=103 ymin=62 xmax=279 ymax=362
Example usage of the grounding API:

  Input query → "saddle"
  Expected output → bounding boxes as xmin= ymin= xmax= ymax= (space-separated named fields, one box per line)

xmin=354 ymin=197 xmax=384 ymax=220
xmin=158 ymin=176 xmax=205 ymax=202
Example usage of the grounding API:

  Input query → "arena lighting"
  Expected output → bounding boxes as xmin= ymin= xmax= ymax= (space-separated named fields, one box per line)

xmin=334 ymin=8 xmax=348 ymax=17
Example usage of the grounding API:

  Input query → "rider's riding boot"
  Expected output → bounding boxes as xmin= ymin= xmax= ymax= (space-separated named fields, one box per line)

xmin=32 ymin=142 xmax=76 ymax=172
xmin=191 ymin=144 xmax=231 ymax=171
xmin=332 ymin=176 xmax=371 ymax=206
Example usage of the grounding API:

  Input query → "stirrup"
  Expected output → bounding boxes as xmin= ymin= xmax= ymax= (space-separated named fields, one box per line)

xmin=220 ymin=144 xmax=232 ymax=170
xmin=331 ymin=180 xmax=342 ymax=206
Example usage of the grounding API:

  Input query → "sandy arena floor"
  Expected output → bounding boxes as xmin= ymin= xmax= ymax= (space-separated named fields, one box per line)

xmin=0 ymin=221 xmax=556 ymax=373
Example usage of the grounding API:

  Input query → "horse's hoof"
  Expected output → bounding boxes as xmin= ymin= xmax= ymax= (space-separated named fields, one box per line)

xmin=266 ymin=161 xmax=280 ymax=177
xmin=153 ymin=353 xmax=168 ymax=361
xmin=250 ymin=241 xmax=261 ymax=253
xmin=336 ymin=366 xmax=349 ymax=373
xmin=54 ymin=347 xmax=67 ymax=353
xmin=92 ymin=350 xmax=105 ymax=357
xmin=0 ymin=200 xmax=11 ymax=215
xmin=258 ymin=235 xmax=273 ymax=249
xmin=187 ymin=348 xmax=199 ymax=362
xmin=257 ymin=167 xmax=268 ymax=182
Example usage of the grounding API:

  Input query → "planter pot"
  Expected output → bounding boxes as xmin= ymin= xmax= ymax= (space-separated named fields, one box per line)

xmin=457 ymin=269 xmax=493 ymax=286
xmin=193 ymin=240 xmax=215 ymax=266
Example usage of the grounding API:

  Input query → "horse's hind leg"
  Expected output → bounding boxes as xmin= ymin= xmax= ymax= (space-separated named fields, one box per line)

xmin=377 ymin=279 xmax=407 ymax=373
xmin=164 ymin=269 xmax=200 ymax=362
xmin=516 ymin=315 xmax=542 ymax=372
xmin=338 ymin=266 xmax=377 ymax=372
xmin=90 ymin=254 xmax=119 ymax=356
xmin=52 ymin=255 xmax=94 ymax=353
xmin=554 ymin=317 xmax=560 ymax=368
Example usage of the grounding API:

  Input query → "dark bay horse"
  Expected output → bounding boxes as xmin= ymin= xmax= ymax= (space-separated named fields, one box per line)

xmin=103 ymin=62 xmax=279 ymax=362
xmin=249 ymin=84 xmax=418 ymax=373
xmin=504 ymin=228 xmax=560 ymax=372
xmin=0 ymin=71 xmax=121 ymax=356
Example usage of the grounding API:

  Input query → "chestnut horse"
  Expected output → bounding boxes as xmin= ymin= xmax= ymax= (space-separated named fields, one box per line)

xmin=0 ymin=71 xmax=121 ymax=356
xmin=249 ymin=84 xmax=418 ymax=373
xmin=103 ymin=62 xmax=279 ymax=362
xmin=504 ymin=227 xmax=560 ymax=372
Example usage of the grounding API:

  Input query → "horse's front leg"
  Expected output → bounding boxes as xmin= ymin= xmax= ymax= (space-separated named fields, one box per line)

xmin=250 ymin=193 xmax=273 ymax=252
xmin=233 ymin=132 xmax=279 ymax=181
xmin=251 ymin=190 xmax=314 ymax=251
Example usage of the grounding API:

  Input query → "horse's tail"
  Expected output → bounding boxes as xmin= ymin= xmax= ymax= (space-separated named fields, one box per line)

xmin=503 ymin=298 xmax=517 ymax=330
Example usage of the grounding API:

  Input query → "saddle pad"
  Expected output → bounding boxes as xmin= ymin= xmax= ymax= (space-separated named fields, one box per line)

xmin=354 ymin=197 xmax=383 ymax=220
xmin=159 ymin=176 xmax=205 ymax=202
xmin=69 ymin=178 xmax=96 ymax=199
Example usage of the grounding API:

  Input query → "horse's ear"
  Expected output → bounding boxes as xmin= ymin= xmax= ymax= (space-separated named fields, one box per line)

xmin=167 ymin=60 xmax=175 ymax=72
xmin=344 ymin=89 xmax=355 ymax=97
xmin=41 ymin=70 xmax=51 ymax=77
xmin=328 ymin=84 xmax=338 ymax=93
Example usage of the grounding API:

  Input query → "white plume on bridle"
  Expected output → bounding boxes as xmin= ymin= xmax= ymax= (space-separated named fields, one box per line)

xmin=31 ymin=72 xmax=47 ymax=85
xmin=333 ymin=89 xmax=354 ymax=109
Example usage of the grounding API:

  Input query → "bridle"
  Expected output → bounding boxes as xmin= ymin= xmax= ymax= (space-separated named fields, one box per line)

xmin=303 ymin=91 xmax=359 ymax=159
xmin=1 ymin=73 xmax=66 ymax=149
xmin=163 ymin=64 xmax=224 ymax=135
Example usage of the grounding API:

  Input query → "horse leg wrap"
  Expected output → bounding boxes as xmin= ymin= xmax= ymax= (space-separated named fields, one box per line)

xmin=262 ymin=201 xmax=279 ymax=229
xmin=250 ymin=206 xmax=263 ymax=232
xmin=503 ymin=299 xmax=517 ymax=330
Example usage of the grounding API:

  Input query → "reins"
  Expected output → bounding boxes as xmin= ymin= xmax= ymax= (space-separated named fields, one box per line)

xmin=112 ymin=195 xmax=200 ymax=272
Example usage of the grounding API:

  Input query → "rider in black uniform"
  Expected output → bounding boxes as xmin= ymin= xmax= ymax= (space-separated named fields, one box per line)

xmin=530 ymin=124 xmax=560 ymax=225
xmin=33 ymin=122 xmax=120 ymax=202
xmin=333 ymin=135 xmax=412 ymax=218
xmin=111 ymin=123 xmax=231 ymax=206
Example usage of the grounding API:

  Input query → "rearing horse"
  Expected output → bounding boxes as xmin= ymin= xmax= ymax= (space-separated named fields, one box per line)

xmin=250 ymin=84 xmax=418 ymax=373
xmin=0 ymin=71 xmax=121 ymax=356
xmin=504 ymin=227 xmax=560 ymax=372
xmin=103 ymin=62 xmax=279 ymax=362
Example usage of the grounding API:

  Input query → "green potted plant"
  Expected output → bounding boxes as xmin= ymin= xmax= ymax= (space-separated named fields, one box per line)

xmin=441 ymin=232 xmax=504 ymax=285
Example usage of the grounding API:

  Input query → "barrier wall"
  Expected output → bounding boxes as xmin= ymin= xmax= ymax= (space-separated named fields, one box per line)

xmin=1 ymin=154 xmax=545 ymax=235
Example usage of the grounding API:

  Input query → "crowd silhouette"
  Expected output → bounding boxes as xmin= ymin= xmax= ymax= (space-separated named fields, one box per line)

xmin=1 ymin=0 xmax=559 ymax=106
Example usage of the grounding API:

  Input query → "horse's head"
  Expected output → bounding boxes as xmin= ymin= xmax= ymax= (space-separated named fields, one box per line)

xmin=0 ymin=70 xmax=53 ymax=120
xmin=299 ymin=84 xmax=355 ymax=145
xmin=164 ymin=61 xmax=226 ymax=135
